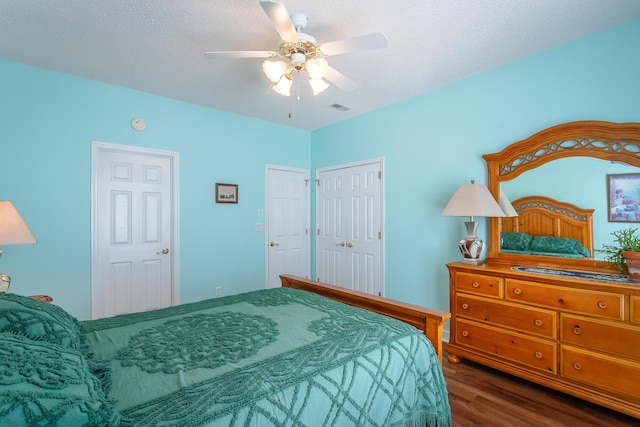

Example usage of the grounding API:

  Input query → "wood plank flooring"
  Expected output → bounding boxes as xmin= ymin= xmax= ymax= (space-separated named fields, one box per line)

xmin=442 ymin=356 xmax=639 ymax=426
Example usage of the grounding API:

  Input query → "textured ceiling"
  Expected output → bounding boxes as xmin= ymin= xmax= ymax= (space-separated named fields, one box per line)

xmin=2 ymin=1 xmax=639 ymax=130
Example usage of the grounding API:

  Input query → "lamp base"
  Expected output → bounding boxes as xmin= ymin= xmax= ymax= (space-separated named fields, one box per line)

xmin=458 ymin=238 xmax=484 ymax=265
xmin=0 ymin=274 xmax=10 ymax=293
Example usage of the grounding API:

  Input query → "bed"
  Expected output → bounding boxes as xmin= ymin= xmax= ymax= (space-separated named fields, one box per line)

xmin=0 ymin=275 xmax=451 ymax=426
xmin=499 ymin=195 xmax=594 ymax=258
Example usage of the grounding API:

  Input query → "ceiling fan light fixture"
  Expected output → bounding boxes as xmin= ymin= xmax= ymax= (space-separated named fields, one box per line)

xmin=263 ymin=60 xmax=287 ymax=83
xmin=290 ymin=52 xmax=306 ymax=65
xmin=309 ymin=77 xmax=329 ymax=95
xmin=273 ymin=74 xmax=293 ymax=97
xmin=305 ymin=57 xmax=328 ymax=79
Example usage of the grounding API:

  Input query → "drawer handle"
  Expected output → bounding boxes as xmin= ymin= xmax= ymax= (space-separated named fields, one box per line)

xmin=534 ymin=351 xmax=543 ymax=359
xmin=534 ymin=319 xmax=543 ymax=327
xmin=471 ymin=281 xmax=480 ymax=288
xmin=573 ymin=362 xmax=583 ymax=370
xmin=461 ymin=330 xmax=469 ymax=337
xmin=513 ymin=288 xmax=522 ymax=295
xmin=461 ymin=303 xmax=469 ymax=310
xmin=573 ymin=326 xmax=582 ymax=335
xmin=597 ymin=301 xmax=608 ymax=309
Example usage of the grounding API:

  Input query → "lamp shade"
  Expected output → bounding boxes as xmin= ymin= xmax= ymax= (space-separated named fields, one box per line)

xmin=272 ymin=74 xmax=293 ymax=97
xmin=309 ymin=77 xmax=329 ymax=95
xmin=499 ymin=191 xmax=518 ymax=217
xmin=305 ymin=57 xmax=328 ymax=79
xmin=0 ymin=201 xmax=37 ymax=245
xmin=262 ymin=60 xmax=287 ymax=83
xmin=441 ymin=181 xmax=506 ymax=218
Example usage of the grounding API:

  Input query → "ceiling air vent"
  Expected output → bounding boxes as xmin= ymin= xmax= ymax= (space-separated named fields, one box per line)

xmin=330 ymin=104 xmax=350 ymax=112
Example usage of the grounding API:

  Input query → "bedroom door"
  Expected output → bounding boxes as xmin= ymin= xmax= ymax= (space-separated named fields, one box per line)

xmin=91 ymin=142 xmax=180 ymax=319
xmin=316 ymin=159 xmax=384 ymax=296
xmin=265 ymin=166 xmax=310 ymax=288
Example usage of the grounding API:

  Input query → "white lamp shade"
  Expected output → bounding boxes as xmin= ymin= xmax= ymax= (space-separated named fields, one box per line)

xmin=272 ymin=75 xmax=292 ymax=97
xmin=499 ymin=191 xmax=518 ymax=217
xmin=262 ymin=60 xmax=287 ymax=83
xmin=309 ymin=77 xmax=329 ymax=95
xmin=441 ymin=182 xmax=506 ymax=218
xmin=305 ymin=57 xmax=328 ymax=79
xmin=0 ymin=201 xmax=36 ymax=245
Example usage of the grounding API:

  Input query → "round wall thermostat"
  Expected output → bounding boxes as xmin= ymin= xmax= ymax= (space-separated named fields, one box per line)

xmin=131 ymin=118 xmax=146 ymax=131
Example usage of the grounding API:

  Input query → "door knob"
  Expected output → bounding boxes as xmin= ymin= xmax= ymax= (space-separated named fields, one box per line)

xmin=346 ymin=242 xmax=353 ymax=248
xmin=157 ymin=248 xmax=169 ymax=254
xmin=270 ymin=242 xmax=280 ymax=247
xmin=336 ymin=242 xmax=345 ymax=247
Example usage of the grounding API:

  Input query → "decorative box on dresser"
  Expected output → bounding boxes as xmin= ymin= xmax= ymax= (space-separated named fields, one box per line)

xmin=446 ymin=261 xmax=640 ymax=418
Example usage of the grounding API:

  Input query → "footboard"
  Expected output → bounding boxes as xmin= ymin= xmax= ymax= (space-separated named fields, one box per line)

xmin=280 ymin=275 xmax=450 ymax=364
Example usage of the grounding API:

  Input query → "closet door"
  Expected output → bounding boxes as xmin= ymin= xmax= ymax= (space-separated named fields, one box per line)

xmin=316 ymin=159 xmax=383 ymax=296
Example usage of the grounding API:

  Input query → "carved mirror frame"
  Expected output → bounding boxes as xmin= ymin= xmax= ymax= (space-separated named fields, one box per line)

xmin=483 ymin=120 xmax=640 ymax=270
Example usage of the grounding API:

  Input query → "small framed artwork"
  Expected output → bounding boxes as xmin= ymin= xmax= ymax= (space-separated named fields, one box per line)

xmin=607 ymin=173 xmax=640 ymax=222
xmin=215 ymin=183 xmax=238 ymax=204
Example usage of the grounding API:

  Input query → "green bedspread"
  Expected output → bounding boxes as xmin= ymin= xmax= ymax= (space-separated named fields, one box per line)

xmin=82 ymin=287 xmax=451 ymax=426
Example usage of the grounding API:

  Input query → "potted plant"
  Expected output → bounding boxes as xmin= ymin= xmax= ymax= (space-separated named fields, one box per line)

xmin=596 ymin=227 xmax=640 ymax=277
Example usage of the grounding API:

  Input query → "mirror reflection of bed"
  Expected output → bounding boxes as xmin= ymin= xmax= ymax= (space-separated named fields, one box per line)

xmin=499 ymin=156 xmax=637 ymax=261
xmin=500 ymin=195 xmax=594 ymax=259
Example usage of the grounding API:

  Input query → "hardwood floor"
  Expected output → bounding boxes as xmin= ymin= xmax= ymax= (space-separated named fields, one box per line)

xmin=442 ymin=356 xmax=638 ymax=426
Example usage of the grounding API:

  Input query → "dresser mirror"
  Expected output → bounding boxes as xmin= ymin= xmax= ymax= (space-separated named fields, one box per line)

xmin=483 ymin=120 xmax=640 ymax=270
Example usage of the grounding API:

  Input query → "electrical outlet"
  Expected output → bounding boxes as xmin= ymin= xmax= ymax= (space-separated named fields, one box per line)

xmin=215 ymin=287 xmax=221 ymax=297
xmin=255 ymin=223 xmax=263 ymax=231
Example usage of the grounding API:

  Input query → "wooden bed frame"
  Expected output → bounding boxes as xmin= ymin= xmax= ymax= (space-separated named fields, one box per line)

xmin=280 ymin=274 xmax=451 ymax=364
xmin=500 ymin=195 xmax=595 ymax=256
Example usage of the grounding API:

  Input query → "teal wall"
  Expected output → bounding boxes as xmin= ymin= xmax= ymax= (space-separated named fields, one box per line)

xmin=310 ymin=19 xmax=640 ymax=314
xmin=1 ymin=18 xmax=638 ymax=322
xmin=1 ymin=61 xmax=310 ymax=319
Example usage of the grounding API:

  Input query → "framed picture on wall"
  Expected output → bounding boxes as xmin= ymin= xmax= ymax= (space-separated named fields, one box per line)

xmin=215 ymin=183 xmax=238 ymax=204
xmin=607 ymin=173 xmax=640 ymax=222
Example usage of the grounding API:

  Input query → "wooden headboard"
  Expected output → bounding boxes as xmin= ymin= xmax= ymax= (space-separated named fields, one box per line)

xmin=501 ymin=195 xmax=594 ymax=256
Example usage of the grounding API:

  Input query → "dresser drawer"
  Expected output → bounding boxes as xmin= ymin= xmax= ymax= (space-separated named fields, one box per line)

xmin=561 ymin=314 xmax=640 ymax=360
xmin=456 ymin=294 xmax=557 ymax=339
xmin=455 ymin=318 xmax=556 ymax=373
xmin=455 ymin=272 xmax=503 ymax=298
xmin=506 ymin=279 xmax=623 ymax=320
xmin=632 ymin=296 xmax=640 ymax=325
xmin=562 ymin=345 xmax=640 ymax=400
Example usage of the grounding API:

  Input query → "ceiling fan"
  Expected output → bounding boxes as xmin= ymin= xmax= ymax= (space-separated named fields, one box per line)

xmin=204 ymin=1 xmax=388 ymax=97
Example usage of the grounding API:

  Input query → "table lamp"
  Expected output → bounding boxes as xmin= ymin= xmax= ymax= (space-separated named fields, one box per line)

xmin=0 ymin=201 xmax=37 ymax=292
xmin=441 ymin=181 xmax=513 ymax=264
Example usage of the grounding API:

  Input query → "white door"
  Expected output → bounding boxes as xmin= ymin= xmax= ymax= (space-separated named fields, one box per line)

xmin=316 ymin=159 xmax=383 ymax=295
xmin=265 ymin=166 xmax=310 ymax=288
xmin=91 ymin=142 xmax=179 ymax=319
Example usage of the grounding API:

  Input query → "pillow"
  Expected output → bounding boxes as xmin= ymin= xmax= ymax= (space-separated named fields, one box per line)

xmin=528 ymin=236 xmax=591 ymax=258
xmin=500 ymin=232 xmax=533 ymax=251
xmin=0 ymin=293 xmax=82 ymax=350
xmin=0 ymin=334 xmax=120 ymax=426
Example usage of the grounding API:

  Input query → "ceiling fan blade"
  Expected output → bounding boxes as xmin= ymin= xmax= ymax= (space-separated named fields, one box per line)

xmin=204 ymin=51 xmax=276 ymax=59
xmin=260 ymin=1 xmax=299 ymax=43
xmin=320 ymin=33 xmax=388 ymax=56
xmin=324 ymin=66 xmax=358 ymax=92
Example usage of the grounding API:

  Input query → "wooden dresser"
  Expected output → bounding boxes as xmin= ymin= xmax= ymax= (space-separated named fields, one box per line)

xmin=446 ymin=262 xmax=640 ymax=418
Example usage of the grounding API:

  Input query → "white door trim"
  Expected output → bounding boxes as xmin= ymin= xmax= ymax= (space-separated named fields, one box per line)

xmin=264 ymin=164 xmax=311 ymax=287
xmin=315 ymin=157 xmax=385 ymax=295
xmin=90 ymin=141 xmax=180 ymax=317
